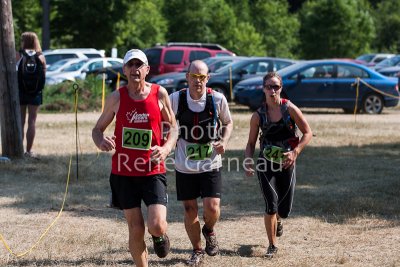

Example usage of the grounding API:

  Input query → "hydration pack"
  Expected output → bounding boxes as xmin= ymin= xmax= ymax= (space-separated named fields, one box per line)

xmin=175 ymin=88 xmax=220 ymax=143
xmin=18 ymin=50 xmax=45 ymax=96
xmin=257 ymin=99 xmax=299 ymax=150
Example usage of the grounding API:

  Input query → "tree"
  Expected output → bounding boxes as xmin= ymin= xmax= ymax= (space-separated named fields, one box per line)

xmin=374 ymin=0 xmax=400 ymax=53
xmin=12 ymin=0 xmax=42 ymax=48
xmin=252 ymin=0 xmax=300 ymax=58
xmin=228 ymin=22 xmax=265 ymax=56
xmin=114 ymin=0 xmax=168 ymax=53
xmin=299 ymin=0 xmax=375 ymax=59
xmin=51 ymin=0 xmax=129 ymax=52
xmin=0 ymin=0 xmax=24 ymax=158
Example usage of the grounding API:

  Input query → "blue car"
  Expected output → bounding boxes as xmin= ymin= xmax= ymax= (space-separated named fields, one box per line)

xmin=234 ymin=60 xmax=399 ymax=114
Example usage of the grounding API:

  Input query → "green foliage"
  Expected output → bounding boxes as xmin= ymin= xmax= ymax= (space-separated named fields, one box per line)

xmin=51 ymin=0 xmax=129 ymax=51
xmin=12 ymin=0 xmax=42 ymax=48
xmin=374 ymin=0 xmax=400 ymax=53
xmin=42 ymin=76 xmax=106 ymax=112
xmin=10 ymin=0 xmax=400 ymax=62
xmin=228 ymin=22 xmax=266 ymax=56
xmin=252 ymin=0 xmax=300 ymax=58
xmin=299 ymin=0 xmax=375 ymax=59
xmin=114 ymin=0 xmax=168 ymax=53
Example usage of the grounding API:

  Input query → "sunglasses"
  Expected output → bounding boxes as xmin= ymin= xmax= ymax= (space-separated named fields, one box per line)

xmin=264 ymin=84 xmax=282 ymax=91
xmin=126 ymin=61 xmax=146 ymax=69
xmin=189 ymin=73 xmax=208 ymax=81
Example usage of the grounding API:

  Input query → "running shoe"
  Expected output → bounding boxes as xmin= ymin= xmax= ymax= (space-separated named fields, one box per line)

xmin=152 ymin=234 xmax=170 ymax=258
xmin=277 ymin=220 xmax=283 ymax=237
xmin=265 ymin=244 xmax=278 ymax=259
xmin=201 ymin=225 xmax=219 ymax=256
xmin=186 ymin=249 xmax=205 ymax=266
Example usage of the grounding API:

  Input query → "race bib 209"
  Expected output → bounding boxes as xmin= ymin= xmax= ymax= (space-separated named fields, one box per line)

xmin=122 ymin=127 xmax=152 ymax=150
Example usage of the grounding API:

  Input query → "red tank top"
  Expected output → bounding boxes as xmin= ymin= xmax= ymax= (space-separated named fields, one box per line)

xmin=111 ymin=84 xmax=165 ymax=176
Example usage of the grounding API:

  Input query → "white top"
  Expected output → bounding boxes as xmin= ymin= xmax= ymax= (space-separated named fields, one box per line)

xmin=169 ymin=89 xmax=232 ymax=173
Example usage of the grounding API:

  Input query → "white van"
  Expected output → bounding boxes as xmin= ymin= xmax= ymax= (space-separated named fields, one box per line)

xmin=43 ymin=48 xmax=105 ymax=67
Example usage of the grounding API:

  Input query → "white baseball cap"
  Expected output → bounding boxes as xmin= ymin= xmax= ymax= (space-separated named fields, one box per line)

xmin=123 ymin=49 xmax=148 ymax=65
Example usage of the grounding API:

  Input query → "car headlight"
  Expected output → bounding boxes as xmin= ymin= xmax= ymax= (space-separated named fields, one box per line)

xmin=157 ymin=78 xmax=174 ymax=85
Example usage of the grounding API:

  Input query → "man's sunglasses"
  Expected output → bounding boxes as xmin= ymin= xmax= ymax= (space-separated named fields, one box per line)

xmin=189 ymin=73 xmax=208 ymax=81
xmin=126 ymin=61 xmax=146 ymax=69
xmin=264 ymin=84 xmax=282 ymax=91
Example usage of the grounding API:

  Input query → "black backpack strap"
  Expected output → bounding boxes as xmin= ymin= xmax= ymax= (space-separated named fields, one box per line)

xmin=176 ymin=89 xmax=187 ymax=121
xmin=280 ymin=99 xmax=296 ymax=135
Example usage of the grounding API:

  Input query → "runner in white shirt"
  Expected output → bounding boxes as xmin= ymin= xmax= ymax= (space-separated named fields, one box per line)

xmin=169 ymin=60 xmax=233 ymax=266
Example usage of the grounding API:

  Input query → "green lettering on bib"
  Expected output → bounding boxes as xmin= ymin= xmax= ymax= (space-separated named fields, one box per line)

xmin=263 ymin=145 xmax=286 ymax=164
xmin=122 ymin=127 xmax=152 ymax=150
xmin=186 ymin=143 xmax=213 ymax=160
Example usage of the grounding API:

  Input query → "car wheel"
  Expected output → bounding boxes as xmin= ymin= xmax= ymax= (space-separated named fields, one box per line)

xmin=362 ymin=93 xmax=383 ymax=114
xmin=211 ymin=86 xmax=230 ymax=101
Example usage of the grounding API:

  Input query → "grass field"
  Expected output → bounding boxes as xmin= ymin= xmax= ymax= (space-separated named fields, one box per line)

xmin=1 ymin=105 xmax=400 ymax=266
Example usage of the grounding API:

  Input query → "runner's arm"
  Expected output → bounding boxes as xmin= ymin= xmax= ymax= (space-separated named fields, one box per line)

xmin=158 ymin=86 xmax=178 ymax=155
xmin=92 ymin=91 xmax=119 ymax=151
xmin=288 ymin=103 xmax=312 ymax=157
xmin=244 ymin=112 xmax=260 ymax=176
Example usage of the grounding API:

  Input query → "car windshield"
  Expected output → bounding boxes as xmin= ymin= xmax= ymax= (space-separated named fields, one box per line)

xmin=47 ymin=59 xmax=70 ymax=71
xmin=213 ymin=60 xmax=247 ymax=74
xmin=356 ymin=54 xmax=374 ymax=62
xmin=63 ymin=61 xmax=87 ymax=72
xmin=376 ymin=56 xmax=400 ymax=67
xmin=277 ymin=62 xmax=309 ymax=77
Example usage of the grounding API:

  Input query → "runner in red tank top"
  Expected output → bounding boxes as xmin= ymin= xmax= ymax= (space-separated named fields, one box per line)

xmin=92 ymin=49 xmax=177 ymax=267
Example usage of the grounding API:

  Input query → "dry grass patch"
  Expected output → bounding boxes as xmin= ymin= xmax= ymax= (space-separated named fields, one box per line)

xmin=1 ymin=105 xmax=400 ymax=266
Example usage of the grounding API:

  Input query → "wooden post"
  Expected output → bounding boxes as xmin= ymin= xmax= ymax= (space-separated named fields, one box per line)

xmin=41 ymin=0 xmax=50 ymax=50
xmin=0 ymin=0 xmax=24 ymax=158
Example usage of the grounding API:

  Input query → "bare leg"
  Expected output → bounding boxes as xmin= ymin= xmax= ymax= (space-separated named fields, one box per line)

xmin=183 ymin=199 xmax=202 ymax=250
xmin=124 ymin=208 xmax=148 ymax=267
xmin=147 ymin=204 xmax=168 ymax=237
xmin=20 ymin=105 xmax=27 ymax=145
xmin=202 ymin=197 xmax=220 ymax=231
xmin=265 ymin=213 xmax=277 ymax=246
xmin=26 ymin=105 xmax=39 ymax=153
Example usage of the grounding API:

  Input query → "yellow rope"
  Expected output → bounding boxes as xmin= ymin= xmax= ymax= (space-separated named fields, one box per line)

xmin=354 ymin=78 xmax=360 ymax=122
xmin=358 ymin=78 xmax=400 ymax=99
xmin=0 ymin=88 xmax=80 ymax=257
xmin=0 ymin=156 xmax=72 ymax=257
xmin=116 ymin=72 xmax=120 ymax=90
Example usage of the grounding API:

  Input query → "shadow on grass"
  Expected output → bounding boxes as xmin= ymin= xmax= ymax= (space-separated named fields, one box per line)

xmin=1 ymin=143 xmax=399 ymax=225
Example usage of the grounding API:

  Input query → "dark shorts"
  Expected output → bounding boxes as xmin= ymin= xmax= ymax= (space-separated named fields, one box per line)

xmin=19 ymin=92 xmax=42 ymax=106
xmin=109 ymin=173 xmax=168 ymax=210
xmin=176 ymin=169 xmax=222 ymax=201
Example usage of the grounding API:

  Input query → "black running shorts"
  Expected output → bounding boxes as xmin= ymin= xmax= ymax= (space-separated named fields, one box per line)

xmin=109 ymin=173 xmax=168 ymax=210
xmin=176 ymin=169 xmax=221 ymax=201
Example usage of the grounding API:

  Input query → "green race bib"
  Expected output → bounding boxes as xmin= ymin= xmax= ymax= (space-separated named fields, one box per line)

xmin=186 ymin=143 xmax=213 ymax=160
xmin=263 ymin=145 xmax=286 ymax=164
xmin=122 ymin=127 xmax=152 ymax=150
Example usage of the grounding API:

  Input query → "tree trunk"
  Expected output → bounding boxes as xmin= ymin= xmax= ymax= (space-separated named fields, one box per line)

xmin=0 ymin=0 xmax=23 ymax=158
xmin=41 ymin=0 xmax=50 ymax=50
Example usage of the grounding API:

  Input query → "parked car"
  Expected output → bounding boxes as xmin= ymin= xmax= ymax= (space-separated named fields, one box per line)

xmin=145 ymin=42 xmax=235 ymax=78
xmin=46 ymin=58 xmax=86 ymax=75
xmin=149 ymin=56 xmax=247 ymax=94
xmin=377 ymin=66 xmax=400 ymax=77
xmin=43 ymin=48 xmax=104 ymax=68
xmin=355 ymin=53 xmax=395 ymax=67
xmin=46 ymin=57 xmax=123 ymax=85
xmin=234 ymin=60 xmax=399 ymax=114
xmin=371 ymin=55 xmax=400 ymax=72
xmin=206 ymin=57 xmax=297 ymax=100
